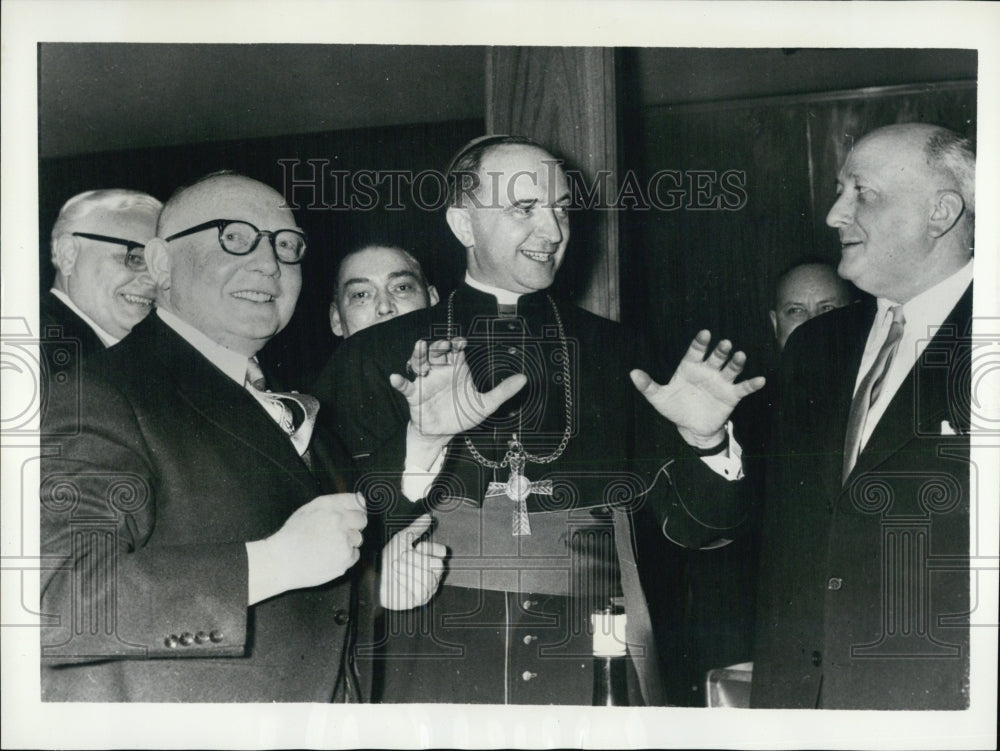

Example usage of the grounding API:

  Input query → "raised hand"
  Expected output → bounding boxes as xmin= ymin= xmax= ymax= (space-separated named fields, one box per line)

xmin=630 ymin=330 xmax=765 ymax=448
xmin=390 ymin=337 xmax=527 ymax=442
xmin=379 ymin=513 xmax=448 ymax=610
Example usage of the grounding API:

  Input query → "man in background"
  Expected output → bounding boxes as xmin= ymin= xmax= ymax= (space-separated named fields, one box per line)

xmin=769 ymin=259 xmax=853 ymax=351
xmin=43 ymin=189 xmax=161 ymax=355
xmin=329 ymin=244 xmax=438 ymax=339
xmin=752 ymin=123 xmax=974 ymax=709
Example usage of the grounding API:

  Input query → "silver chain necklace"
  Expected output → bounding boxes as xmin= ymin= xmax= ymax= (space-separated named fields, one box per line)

xmin=447 ymin=288 xmax=573 ymax=534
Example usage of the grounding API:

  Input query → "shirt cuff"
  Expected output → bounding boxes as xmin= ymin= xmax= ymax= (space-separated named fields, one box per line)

xmin=401 ymin=434 xmax=447 ymax=502
xmin=698 ymin=420 xmax=743 ymax=481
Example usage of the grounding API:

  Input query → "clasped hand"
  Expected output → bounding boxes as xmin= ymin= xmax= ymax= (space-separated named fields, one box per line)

xmin=379 ymin=514 xmax=448 ymax=610
xmin=630 ymin=330 xmax=765 ymax=448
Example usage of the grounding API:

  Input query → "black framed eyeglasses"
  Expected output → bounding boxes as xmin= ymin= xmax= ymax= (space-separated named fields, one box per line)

xmin=164 ymin=219 xmax=307 ymax=264
xmin=72 ymin=232 xmax=147 ymax=271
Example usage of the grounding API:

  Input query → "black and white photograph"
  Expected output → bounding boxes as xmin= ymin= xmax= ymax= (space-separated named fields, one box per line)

xmin=2 ymin=1 xmax=998 ymax=748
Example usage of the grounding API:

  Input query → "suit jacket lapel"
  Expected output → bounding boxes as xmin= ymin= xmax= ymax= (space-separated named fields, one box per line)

xmin=845 ymin=284 xmax=972 ymax=484
xmin=148 ymin=316 xmax=321 ymax=494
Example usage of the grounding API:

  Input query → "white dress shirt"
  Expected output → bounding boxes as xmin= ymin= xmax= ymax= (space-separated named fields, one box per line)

xmin=50 ymin=288 xmax=120 ymax=347
xmin=854 ymin=260 xmax=973 ymax=451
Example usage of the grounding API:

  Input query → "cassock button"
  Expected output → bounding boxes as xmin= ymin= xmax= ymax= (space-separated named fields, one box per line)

xmin=506 ymin=346 xmax=518 ymax=356
xmin=164 ymin=635 xmax=179 ymax=649
xmin=811 ymin=650 xmax=822 ymax=667
xmin=507 ymin=322 xmax=520 ymax=331
xmin=521 ymin=671 xmax=537 ymax=681
xmin=334 ymin=609 xmax=350 ymax=625
xmin=522 ymin=599 xmax=536 ymax=610
xmin=523 ymin=634 xmax=536 ymax=645
xmin=209 ymin=630 xmax=224 ymax=643
xmin=195 ymin=631 xmax=210 ymax=644
xmin=180 ymin=632 xmax=195 ymax=646
xmin=827 ymin=577 xmax=843 ymax=591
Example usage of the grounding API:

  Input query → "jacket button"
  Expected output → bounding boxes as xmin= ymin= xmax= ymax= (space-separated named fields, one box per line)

xmin=209 ymin=629 xmax=224 ymax=643
xmin=334 ymin=609 xmax=350 ymax=625
xmin=195 ymin=631 xmax=210 ymax=644
xmin=811 ymin=650 xmax=822 ymax=667
xmin=827 ymin=577 xmax=843 ymax=590
xmin=179 ymin=632 xmax=195 ymax=646
xmin=164 ymin=635 xmax=179 ymax=648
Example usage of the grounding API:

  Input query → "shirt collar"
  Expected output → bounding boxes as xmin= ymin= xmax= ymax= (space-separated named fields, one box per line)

xmin=156 ymin=307 xmax=251 ymax=385
xmin=877 ymin=260 xmax=973 ymax=331
xmin=49 ymin=288 xmax=120 ymax=347
xmin=464 ymin=272 xmax=523 ymax=306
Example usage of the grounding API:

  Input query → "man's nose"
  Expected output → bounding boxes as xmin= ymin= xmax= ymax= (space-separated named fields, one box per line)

xmin=826 ymin=191 xmax=853 ymax=228
xmin=534 ymin=207 xmax=564 ymax=244
xmin=245 ymin=236 xmax=282 ymax=275
xmin=376 ymin=292 xmax=397 ymax=316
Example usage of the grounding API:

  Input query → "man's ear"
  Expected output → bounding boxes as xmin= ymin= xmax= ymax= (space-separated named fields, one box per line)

xmin=144 ymin=238 xmax=172 ymax=290
xmin=427 ymin=285 xmax=440 ymax=307
xmin=329 ymin=302 xmax=344 ymax=337
xmin=51 ymin=235 xmax=80 ymax=276
xmin=445 ymin=206 xmax=475 ymax=248
xmin=768 ymin=310 xmax=778 ymax=338
xmin=928 ymin=190 xmax=965 ymax=239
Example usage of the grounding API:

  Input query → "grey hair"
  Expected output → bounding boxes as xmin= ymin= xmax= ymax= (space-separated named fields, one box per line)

xmin=925 ymin=128 xmax=976 ymax=218
xmin=51 ymin=189 xmax=163 ymax=246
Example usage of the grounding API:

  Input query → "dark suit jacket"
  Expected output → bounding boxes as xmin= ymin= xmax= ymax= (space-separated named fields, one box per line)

xmin=40 ymin=290 xmax=108 ymax=358
xmin=751 ymin=287 xmax=971 ymax=709
xmin=315 ymin=283 xmax=752 ymax=705
xmin=40 ymin=314 xmax=368 ymax=702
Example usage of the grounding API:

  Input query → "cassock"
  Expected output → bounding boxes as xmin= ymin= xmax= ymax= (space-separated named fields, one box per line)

xmin=751 ymin=280 xmax=972 ymax=709
xmin=40 ymin=313 xmax=369 ymax=702
xmin=317 ymin=282 xmax=750 ymax=705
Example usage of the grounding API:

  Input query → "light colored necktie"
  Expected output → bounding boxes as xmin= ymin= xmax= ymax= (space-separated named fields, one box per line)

xmin=245 ymin=358 xmax=320 ymax=458
xmin=842 ymin=305 xmax=906 ymax=483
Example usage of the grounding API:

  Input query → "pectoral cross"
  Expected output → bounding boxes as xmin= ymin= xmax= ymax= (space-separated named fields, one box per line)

xmin=484 ymin=435 xmax=552 ymax=536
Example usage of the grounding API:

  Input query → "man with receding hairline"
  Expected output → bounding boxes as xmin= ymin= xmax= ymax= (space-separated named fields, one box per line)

xmin=769 ymin=260 xmax=852 ymax=351
xmin=44 ymin=188 xmax=161 ymax=355
xmin=752 ymin=123 xmax=974 ymax=709
xmin=40 ymin=172 xmax=381 ymax=701
xmin=325 ymin=136 xmax=765 ymax=705
xmin=329 ymin=244 xmax=439 ymax=338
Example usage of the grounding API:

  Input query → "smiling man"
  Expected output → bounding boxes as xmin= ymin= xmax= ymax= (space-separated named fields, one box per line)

xmin=323 ymin=135 xmax=764 ymax=706
xmin=45 ymin=189 xmax=161 ymax=355
xmin=752 ymin=123 xmax=974 ymax=709
xmin=40 ymin=172 xmax=372 ymax=702
xmin=330 ymin=244 xmax=438 ymax=338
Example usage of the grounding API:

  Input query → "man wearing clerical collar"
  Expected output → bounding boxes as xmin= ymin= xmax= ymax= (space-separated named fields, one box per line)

xmin=318 ymin=135 xmax=764 ymax=706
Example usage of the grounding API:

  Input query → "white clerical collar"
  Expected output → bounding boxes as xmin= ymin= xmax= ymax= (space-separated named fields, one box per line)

xmin=877 ymin=260 xmax=973 ymax=329
xmin=464 ymin=273 xmax=523 ymax=306
xmin=49 ymin=288 xmax=120 ymax=347
xmin=156 ymin=307 xmax=252 ymax=386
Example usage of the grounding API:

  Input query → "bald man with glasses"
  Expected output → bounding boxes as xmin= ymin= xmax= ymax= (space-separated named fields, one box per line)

xmin=39 ymin=172 xmax=402 ymax=702
xmin=44 ymin=189 xmax=161 ymax=355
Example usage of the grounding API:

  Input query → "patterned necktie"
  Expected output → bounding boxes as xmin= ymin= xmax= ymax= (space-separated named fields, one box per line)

xmin=245 ymin=357 xmax=320 ymax=458
xmin=842 ymin=305 xmax=906 ymax=483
